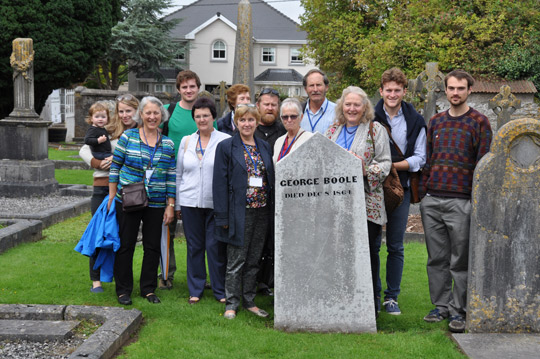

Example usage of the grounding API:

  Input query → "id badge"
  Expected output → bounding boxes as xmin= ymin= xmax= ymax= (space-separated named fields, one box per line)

xmin=249 ymin=176 xmax=263 ymax=187
xmin=145 ymin=169 xmax=155 ymax=180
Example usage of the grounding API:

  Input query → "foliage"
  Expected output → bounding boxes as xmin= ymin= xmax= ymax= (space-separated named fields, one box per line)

xmin=0 ymin=0 xmax=121 ymax=118
xmin=0 ymin=212 xmax=465 ymax=358
xmin=300 ymin=0 xmax=540 ymax=99
xmin=86 ymin=0 xmax=184 ymax=90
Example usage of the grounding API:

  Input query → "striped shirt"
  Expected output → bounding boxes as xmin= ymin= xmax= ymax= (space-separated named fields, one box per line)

xmin=110 ymin=128 xmax=176 ymax=207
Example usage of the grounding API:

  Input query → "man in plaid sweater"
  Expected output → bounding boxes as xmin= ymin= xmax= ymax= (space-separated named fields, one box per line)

xmin=419 ymin=70 xmax=492 ymax=333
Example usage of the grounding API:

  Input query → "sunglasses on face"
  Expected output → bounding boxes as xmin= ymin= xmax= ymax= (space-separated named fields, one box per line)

xmin=116 ymin=93 xmax=135 ymax=101
xmin=281 ymin=115 xmax=299 ymax=121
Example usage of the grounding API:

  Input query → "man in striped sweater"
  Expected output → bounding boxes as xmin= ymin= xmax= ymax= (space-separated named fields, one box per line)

xmin=419 ymin=70 xmax=492 ymax=333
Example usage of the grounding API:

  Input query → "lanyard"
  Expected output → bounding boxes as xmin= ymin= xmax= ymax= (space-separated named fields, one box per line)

xmin=306 ymin=100 xmax=329 ymax=132
xmin=197 ymin=132 xmax=205 ymax=157
xmin=242 ymin=140 xmax=260 ymax=176
xmin=277 ymin=134 xmax=297 ymax=161
xmin=142 ymin=127 xmax=160 ymax=169
xmin=343 ymin=126 xmax=357 ymax=151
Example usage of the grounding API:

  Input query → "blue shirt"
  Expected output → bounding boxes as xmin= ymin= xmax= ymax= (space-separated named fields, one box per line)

xmin=301 ymin=98 xmax=336 ymax=134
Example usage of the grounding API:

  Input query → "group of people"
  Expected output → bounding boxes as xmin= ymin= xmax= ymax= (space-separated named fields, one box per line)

xmin=79 ymin=66 xmax=492 ymax=332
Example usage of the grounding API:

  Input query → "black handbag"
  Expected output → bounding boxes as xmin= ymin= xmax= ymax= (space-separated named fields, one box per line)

xmin=121 ymin=182 xmax=148 ymax=212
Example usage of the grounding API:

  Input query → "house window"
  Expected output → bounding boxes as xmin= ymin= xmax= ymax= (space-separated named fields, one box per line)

xmin=290 ymin=48 xmax=303 ymax=64
xmin=212 ymin=40 xmax=226 ymax=60
xmin=262 ymin=47 xmax=276 ymax=64
xmin=155 ymin=84 xmax=175 ymax=93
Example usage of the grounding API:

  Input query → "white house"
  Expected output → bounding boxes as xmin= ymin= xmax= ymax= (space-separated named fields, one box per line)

xmin=129 ymin=0 xmax=315 ymax=97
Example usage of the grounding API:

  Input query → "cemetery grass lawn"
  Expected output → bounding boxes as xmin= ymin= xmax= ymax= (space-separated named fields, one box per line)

xmin=55 ymin=169 xmax=94 ymax=186
xmin=0 ymin=214 xmax=465 ymax=359
xmin=48 ymin=147 xmax=82 ymax=161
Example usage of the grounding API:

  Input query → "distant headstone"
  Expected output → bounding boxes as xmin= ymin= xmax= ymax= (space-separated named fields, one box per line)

xmin=488 ymin=85 xmax=521 ymax=130
xmin=274 ymin=133 xmax=376 ymax=333
xmin=467 ymin=118 xmax=540 ymax=333
xmin=408 ymin=62 xmax=445 ymax=123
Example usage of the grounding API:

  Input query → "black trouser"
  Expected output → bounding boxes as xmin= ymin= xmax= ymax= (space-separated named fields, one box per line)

xmin=114 ymin=201 xmax=164 ymax=297
xmin=89 ymin=186 xmax=109 ymax=281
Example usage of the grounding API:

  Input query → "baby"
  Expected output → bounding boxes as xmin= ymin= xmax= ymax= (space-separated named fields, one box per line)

xmin=84 ymin=102 xmax=112 ymax=160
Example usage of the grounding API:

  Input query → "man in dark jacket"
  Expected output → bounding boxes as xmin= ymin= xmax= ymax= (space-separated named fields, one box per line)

xmin=255 ymin=88 xmax=286 ymax=152
xmin=373 ymin=68 xmax=426 ymax=316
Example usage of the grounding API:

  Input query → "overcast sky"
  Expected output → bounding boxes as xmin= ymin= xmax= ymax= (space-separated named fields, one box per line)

xmin=169 ymin=0 xmax=304 ymax=23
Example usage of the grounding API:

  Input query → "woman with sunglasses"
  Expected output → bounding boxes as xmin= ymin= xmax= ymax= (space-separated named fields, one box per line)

xmin=213 ymin=104 xmax=275 ymax=319
xmin=273 ymin=98 xmax=313 ymax=163
xmin=79 ymin=94 xmax=139 ymax=293
xmin=175 ymin=97 xmax=230 ymax=304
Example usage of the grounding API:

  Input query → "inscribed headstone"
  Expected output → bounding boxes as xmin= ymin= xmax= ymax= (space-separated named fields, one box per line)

xmin=274 ymin=133 xmax=376 ymax=333
xmin=467 ymin=118 xmax=540 ymax=333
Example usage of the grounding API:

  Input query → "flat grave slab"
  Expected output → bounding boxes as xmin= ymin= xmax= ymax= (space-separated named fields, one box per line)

xmin=0 ymin=319 xmax=80 ymax=341
xmin=453 ymin=333 xmax=540 ymax=359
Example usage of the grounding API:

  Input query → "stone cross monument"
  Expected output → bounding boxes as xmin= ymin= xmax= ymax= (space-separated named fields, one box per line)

xmin=0 ymin=38 xmax=58 ymax=197
xmin=488 ymin=85 xmax=521 ymax=130
xmin=232 ymin=0 xmax=254 ymax=97
xmin=408 ymin=62 xmax=445 ymax=123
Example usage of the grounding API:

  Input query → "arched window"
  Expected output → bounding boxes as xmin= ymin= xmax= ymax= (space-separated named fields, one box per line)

xmin=212 ymin=40 xmax=226 ymax=60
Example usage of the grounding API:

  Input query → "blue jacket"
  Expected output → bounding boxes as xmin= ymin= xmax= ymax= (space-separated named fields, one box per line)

xmin=212 ymin=133 xmax=274 ymax=247
xmin=75 ymin=196 xmax=120 ymax=282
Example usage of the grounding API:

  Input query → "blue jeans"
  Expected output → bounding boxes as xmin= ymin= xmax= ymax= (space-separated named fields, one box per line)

xmin=375 ymin=188 xmax=411 ymax=301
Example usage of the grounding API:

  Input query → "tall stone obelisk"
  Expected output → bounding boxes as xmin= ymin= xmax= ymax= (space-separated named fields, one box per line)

xmin=0 ymin=38 xmax=58 ymax=197
xmin=232 ymin=0 xmax=254 ymax=95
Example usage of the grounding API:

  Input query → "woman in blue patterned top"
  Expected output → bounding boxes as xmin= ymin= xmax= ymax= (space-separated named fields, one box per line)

xmin=108 ymin=96 xmax=176 ymax=305
xmin=213 ymin=104 xmax=275 ymax=319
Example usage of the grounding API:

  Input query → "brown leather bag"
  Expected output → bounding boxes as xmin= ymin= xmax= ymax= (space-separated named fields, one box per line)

xmin=409 ymin=171 xmax=421 ymax=204
xmin=121 ymin=182 xmax=148 ymax=212
xmin=369 ymin=122 xmax=404 ymax=213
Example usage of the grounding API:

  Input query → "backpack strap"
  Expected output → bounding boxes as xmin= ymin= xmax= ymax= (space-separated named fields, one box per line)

xmin=163 ymin=102 xmax=177 ymax=136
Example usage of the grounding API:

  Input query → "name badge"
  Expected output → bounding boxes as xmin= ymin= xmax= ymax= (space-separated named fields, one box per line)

xmin=145 ymin=169 xmax=155 ymax=180
xmin=249 ymin=176 xmax=263 ymax=187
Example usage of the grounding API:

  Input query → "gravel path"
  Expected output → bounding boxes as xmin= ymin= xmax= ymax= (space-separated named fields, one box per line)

xmin=0 ymin=337 xmax=85 ymax=359
xmin=0 ymin=195 xmax=87 ymax=215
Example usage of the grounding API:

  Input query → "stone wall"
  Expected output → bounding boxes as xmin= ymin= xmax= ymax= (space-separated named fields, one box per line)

xmin=71 ymin=87 xmax=175 ymax=142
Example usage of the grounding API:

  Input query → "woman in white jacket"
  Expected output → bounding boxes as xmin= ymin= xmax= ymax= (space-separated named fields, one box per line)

xmin=176 ymin=97 xmax=230 ymax=304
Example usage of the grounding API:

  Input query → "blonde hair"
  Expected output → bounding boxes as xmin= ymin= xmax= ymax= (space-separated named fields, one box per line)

xmin=233 ymin=105 xmax=261 ymax=126
xmin=108 ymin=95 xmax=140 ymax=140
xmin=85 ymin=102 xmax=110 ymax=126
xmin=334 ymin=86 xmax=374 ymax=126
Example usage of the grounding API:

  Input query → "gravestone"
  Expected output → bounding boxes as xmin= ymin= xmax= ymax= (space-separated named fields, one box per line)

xmin=408 ymin=62 xmax=445 ymax=123
xmin=0 ymin=38 xmax=58 ymax=197
xmin=488 ymin=85 xmax=521 ymax=131
xmin=274 ymin=133 xmax=376 ymax=333
xmin=232 ymin=0 xmax=254 ymax=93
xmin=467 ymin=118 xmax=540 ymax=333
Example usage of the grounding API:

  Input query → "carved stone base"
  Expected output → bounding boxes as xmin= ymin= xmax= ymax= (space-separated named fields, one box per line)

xmin=0 ymin=159 xmax=58 ymax=197
xmin=0 ymin=118 xmax=51 ymax=160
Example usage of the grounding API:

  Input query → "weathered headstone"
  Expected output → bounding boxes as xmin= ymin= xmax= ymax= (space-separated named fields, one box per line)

xmin=467 ymin=118 xmax=540 ymax=333
xmin=232 ymin=0 xmax=254 ymax=94
xmin=488 ymin=85 xmax=521 ymax=131
xmin=0 ymin=38 xmax=58 ymax=197
xmin=408 ymin=62 xmax=445 ymax=123
xmin=274 ymin=133 xmax=376 ymax=333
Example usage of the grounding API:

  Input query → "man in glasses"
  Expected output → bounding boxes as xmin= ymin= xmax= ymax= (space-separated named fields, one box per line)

xmin=255 ymin=88 xmax=286 ymax=152
xmin=300 ymin=69 xmax=336 ymax=134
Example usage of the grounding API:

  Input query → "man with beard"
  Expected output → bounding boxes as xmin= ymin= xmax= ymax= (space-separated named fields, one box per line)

xmin=300 ymin=69 xmax=336 ymax=134
xmin=420 ymin=70 xmax=492 ymax=333
xmin=254 ymin=88 xmax=285 ymax=297
xmin=255 ymin=88 xmax=286 ymax=150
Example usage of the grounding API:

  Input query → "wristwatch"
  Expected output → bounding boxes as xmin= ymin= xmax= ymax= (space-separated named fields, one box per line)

xmin=168 ymin=203 xmax=175 ymax=207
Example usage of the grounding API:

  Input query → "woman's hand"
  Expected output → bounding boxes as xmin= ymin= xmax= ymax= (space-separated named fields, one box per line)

xmin=349 ymin=151 xmax=367 ymax=176
xmin=99 ymin=156 xmax=113 ymax=170
xmin=163 ymin=206 xmax=175 ymax=225
xmin=175 ymin=210 xmax=182 ymax=220
xmin=107 ymin=196 xmax=114 ymax=211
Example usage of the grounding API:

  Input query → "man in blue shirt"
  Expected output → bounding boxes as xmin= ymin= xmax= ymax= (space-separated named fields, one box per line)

xmin=300 ymin=69 xmax=336 ymax=134
xmin=373 ymin=68 xmax=427 ymax=316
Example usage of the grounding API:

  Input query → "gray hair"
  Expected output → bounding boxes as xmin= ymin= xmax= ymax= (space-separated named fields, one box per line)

xmin=133 ymin=96 xmax=169 ymax=125
xmin=280 ymin=98 xmax=303 ymax=117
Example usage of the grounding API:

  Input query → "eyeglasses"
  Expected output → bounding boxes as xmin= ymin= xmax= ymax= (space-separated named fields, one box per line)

xmin=194 ymin=114 xmax=213 ymax=120
xmin=116 ymin=94 xmax=135 ymax=101
xmin=281 ymin=115 xmax=299 ymax=121
xmin=259 ymin=88 xmax=280 ymax=97
xmin=236 ymin=103 xmax=256 ymax=109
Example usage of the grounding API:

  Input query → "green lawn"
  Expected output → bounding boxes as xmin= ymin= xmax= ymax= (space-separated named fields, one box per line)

xmin=55 ymin=169 xmax=94 ymax=186
xmin=48 ymin=147 xmax=83 ymax=161
xmin=0 ymin=214 xmax=465 ymax=359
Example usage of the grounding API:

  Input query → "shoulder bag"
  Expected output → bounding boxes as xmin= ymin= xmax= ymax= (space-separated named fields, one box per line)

xmin=369 ymin=121 xmax=404 ymax=213
xmin=122 ymin=182 xmax=148 ymax=212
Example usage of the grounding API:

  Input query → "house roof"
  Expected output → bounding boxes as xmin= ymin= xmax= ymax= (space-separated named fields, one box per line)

xmin=472 ymin=80 xmax=537 ymax=94
xmin=165 ymin=0 xmax=306 ymax=42
xmin=254 ymin=68 xmax=303 ymax=83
